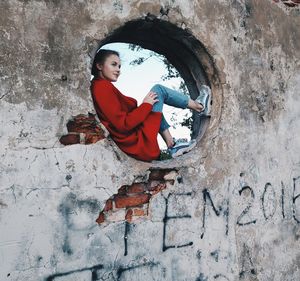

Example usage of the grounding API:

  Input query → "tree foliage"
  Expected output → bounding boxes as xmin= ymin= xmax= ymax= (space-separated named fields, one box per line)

xmin=128 ymin=44 xmax=192 ymax=134
xmin=128 ymin=44 xmax=189 ymax=95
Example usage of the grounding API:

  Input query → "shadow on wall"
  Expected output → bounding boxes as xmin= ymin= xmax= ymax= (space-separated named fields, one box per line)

xmin=273 ymin=0 xmax=300 ymax=8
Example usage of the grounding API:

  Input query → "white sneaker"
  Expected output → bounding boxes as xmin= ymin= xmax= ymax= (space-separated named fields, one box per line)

xmin=168 ymin=139 xmax=197 ymax=158
xmin=196 ymin=85 xmax=211 ymax=116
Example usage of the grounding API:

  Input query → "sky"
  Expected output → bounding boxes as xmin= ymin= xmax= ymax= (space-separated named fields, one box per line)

xmin=100 ymin=42 xmax=192 ymax=148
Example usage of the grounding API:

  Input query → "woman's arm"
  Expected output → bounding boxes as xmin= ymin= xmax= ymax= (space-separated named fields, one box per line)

xmin=93 ymin=81 xmax=153 ymax=133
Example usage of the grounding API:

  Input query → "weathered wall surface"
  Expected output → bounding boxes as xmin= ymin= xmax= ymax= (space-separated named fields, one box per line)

xmin=1 ymin=0 xmax=300 ymax=280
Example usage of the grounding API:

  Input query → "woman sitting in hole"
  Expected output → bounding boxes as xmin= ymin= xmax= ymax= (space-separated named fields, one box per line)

xmin=90 ymin=49 xmax=211 ymax=162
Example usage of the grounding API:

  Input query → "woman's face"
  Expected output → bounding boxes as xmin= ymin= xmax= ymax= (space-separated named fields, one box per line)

xmin=98 ymin=54 xmax=121 ymax=82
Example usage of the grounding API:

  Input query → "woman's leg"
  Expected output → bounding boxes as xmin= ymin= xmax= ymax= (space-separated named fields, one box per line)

xmin=160 ymin=128 xmax=174 ymax=148
xmin=151 ymin=84 xmax=203 ymax=145
xmin=151 ymin=84 xmax=210 ymax=154
xmin=150 ymin=84 xmax=210 ymax=157
xmin=158 ymin=114 xmax=174 ymax=148
xmin=151 ymin=84 xmax=204 ymax=113
xmin=150 ymin=84 xmax=194 ymax=148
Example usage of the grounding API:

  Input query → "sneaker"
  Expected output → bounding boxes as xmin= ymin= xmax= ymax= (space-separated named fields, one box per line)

xmin=196 ymin=85 xmax=211 ymax=116
xmin=168 ymin=139 xmax=197 ymax=158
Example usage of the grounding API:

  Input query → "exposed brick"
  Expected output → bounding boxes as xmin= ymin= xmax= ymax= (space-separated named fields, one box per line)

xmin=106 ymin=209 xmax=126 ymax=222
xmin=148 ymin=170 xmax=167 ymax=181
xmin=133 ymin=208 xmax=145 ymax=216
xmin=67 ymin=122 xmax=103 ymax=135
xmin=78 ymin=113 xmax=98 ymax=123
xmin=127 ymin=183 xmax=145 ymax=194
xmin=103 ymin=199 xmax=113 ymax=212
xmin=114 ymin=193 xmax=151 ymax=208
xmin=118 ymin=185 xmax=127 ymax=195
xmin=96 ymin=211 xmax=105 ymax=224
xmin=60 ymin=113 xmax=106 ymax=146
xmin=85 ymin=133 xmax=105 ymax=144
xmin=147 ymin=180 xmax=163 ymax=190
xmin=73 ymin=113 xmax=96 ymax=122
xmin=125 ymin=209 xmax=133 ymax=222
xmin=67 ymin=121 xmax=88 ymax=133
xmin=148 ymin=169 xmax=174 ymax=180
xmin=59 ymin=133 xmax=80 ymax=145
xmin=96 ymin=169 xmax=176 ymax=225
xmin=149 ymin=183 xmax=167 ymax=195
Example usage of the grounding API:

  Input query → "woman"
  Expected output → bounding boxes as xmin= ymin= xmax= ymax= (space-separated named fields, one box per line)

xmin=91 ymin=49 xmax=211 ymax=162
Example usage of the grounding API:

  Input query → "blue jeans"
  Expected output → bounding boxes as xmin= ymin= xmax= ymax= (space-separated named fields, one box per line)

xmin=150 ymin=84 xmax=189 ymax=133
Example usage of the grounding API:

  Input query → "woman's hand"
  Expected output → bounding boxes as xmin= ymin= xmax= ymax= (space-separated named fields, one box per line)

xmin=143 ymin=91 xmax=159 ymax=105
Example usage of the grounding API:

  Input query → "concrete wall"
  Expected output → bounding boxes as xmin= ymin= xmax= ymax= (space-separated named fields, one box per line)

xmin=1 ymin=0 xmax=300 ymax=280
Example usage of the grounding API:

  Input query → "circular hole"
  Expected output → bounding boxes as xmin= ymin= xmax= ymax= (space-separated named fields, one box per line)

xmin=99 ymin=42 xmax=193 ymax=150
xmin=91 ymin=18 xmax=220 ymax=162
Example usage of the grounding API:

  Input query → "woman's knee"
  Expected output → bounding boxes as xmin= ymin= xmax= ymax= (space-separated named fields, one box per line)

xmin=151 ymin=84 xmax=164 ymax=93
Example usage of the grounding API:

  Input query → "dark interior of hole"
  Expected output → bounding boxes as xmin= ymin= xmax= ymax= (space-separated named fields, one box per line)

xmin=99 ymin=18 xmax=213 ymax=140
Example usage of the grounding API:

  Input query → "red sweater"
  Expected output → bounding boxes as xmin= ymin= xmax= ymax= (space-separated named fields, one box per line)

xmin=91 ymin=78 xmax=162 ymax=161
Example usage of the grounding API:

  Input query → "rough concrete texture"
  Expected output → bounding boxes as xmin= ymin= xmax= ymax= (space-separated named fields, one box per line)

xmin=1 ymin=0 xmax=300 ymax=280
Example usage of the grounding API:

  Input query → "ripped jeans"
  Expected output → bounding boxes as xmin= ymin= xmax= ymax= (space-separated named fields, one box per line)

xmin=151 ymin=84 xmax=189 ymax=133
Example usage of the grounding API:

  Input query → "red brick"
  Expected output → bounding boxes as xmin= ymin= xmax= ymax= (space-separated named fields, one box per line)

xmin=66 ymin=120 xmax=85 ymax=132
xmin=149 ymin=183 xmax=167 ymax=195
xmin=73 ymin=113 xmax=97 ymax=123
xmin=118 ymin=185 xmax=127 ymax=195
xmin=67 ymin=120 xmax=102 ymax=134
xmin=114 ymin=194 xmax=151 ymax=208
xmin=85 ymin=133 xmax=105 ymax=144
xmin=148 ymin=170 xmax=166 ymax=181
xmin=103 ymin=199 xmax=113 ymax=212
xmin=66 ymin=114 xmax=104 ymax=136
xmin=60 ymin=112 xmax=106 ymax=146
xmin=127 ymin=183 xmax=145 ymax=194
xmin=133 ymin=208 xmax=146 ymax=216
xmin=125 ymin=209 xmax=133 ymax=222
xmin=96 ymin=212 xmax=105 ymax=224
xmin=148 ymin=169 xmax=173 ymax=180
xmin=59 ymin=133 xmax=80 ymax=145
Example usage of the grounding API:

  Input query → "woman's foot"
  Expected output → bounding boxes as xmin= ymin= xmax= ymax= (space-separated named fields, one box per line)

xmin=168 ymin=139 xmax=197 ymax=158
xmin=196 ymin=85 xmax=211 ymax=116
